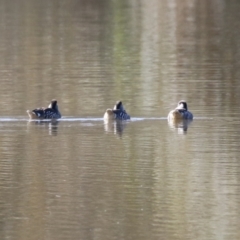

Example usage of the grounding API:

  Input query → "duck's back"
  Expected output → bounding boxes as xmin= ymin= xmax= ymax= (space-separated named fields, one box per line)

xmin=36 ymin=108 xmax=61 ymax=119
xmin=113 ymin=109 xmax=130 ymax=120
xmin=27 ymin=107 xmax=61 ymax=119
xmin=168 ymin=109 xmax=193 ymax=121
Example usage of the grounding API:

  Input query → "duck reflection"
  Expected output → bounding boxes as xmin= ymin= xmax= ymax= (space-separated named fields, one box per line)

xmin=168 ymin=119 xmax=192 ymax=134
xmin=27 ymin=120 xmax=59 ymax=136
xmin=104 ymin=119 xmax=128 ymax=137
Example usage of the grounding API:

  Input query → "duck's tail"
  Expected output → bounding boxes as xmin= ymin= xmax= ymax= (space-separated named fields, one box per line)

xmin=103 ymin=109 xmax=115 ymax=121
xmin=26 ymin=110 xmax=39 ymax=119
xmin=168 ymin=110 xmax=183 ymax=121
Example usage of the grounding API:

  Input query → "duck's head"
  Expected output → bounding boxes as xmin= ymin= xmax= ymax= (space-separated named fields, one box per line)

xmin=113 ymin=101 xmax=125 ymax=111
xmin=177 ymin=100 xmax=188 ymax=110
xmin=48 ymin=99 xmax=58 ymax=110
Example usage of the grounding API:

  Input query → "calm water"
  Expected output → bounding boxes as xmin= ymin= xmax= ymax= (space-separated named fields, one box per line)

xmin=0 ymin=0 xmax=240 ymax=239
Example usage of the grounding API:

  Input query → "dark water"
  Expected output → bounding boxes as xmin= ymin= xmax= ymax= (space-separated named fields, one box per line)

xmin=0 ymin=0 xmax=240 ymax=240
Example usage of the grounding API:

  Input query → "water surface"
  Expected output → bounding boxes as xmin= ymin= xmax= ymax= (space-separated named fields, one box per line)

xmin=0 ymin=0 xmax=240 ymax=240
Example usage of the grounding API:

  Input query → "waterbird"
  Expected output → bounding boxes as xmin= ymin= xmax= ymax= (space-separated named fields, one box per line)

xmin=104 ymin=101 xmax=130 ymax=121
xmin=168 ymin=100 xmax=193 ymax=121
xmin=27 ymin=99 xmax=61 ymax=119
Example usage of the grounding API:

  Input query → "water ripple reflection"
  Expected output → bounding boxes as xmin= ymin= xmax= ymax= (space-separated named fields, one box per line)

xmin=0 ymin=0 xmax=240 ymax=239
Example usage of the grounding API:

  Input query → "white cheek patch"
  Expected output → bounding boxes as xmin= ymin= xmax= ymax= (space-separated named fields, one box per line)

xmin=179 ymin=103 xmax=184 ymax=108
xmin=177 ymin=103 xmax=186 ymax=110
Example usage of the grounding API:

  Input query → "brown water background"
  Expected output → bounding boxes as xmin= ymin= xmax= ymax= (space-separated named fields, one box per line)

xmin=0 ymin=0 xmax=240 ymax=239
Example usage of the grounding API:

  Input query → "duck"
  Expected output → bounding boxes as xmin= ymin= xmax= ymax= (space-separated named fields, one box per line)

xmin=168 ymin=100 xmax=193 ymax=121
xmin=27 ymin=99 xmax=61 ymax=119
xmin=104 ymin=101 xmax=130 ymax=121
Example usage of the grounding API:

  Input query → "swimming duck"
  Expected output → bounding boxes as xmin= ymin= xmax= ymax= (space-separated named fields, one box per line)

xmin=168 ymin=100 xmax=193 ymax=121
xmin=104 ymin=101 xmax=130 ymax=121
xmin=27 ymin=99 xmax=61 ymax=119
